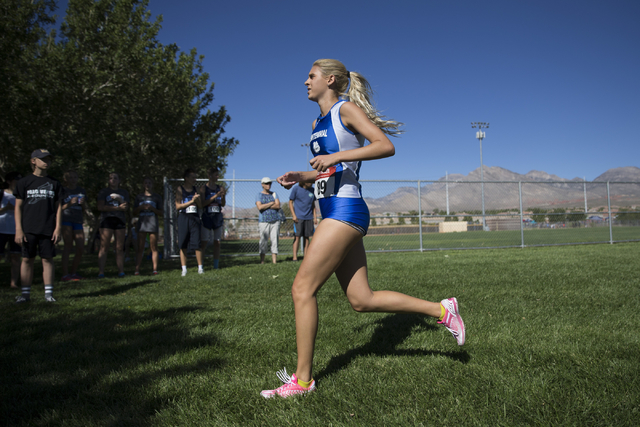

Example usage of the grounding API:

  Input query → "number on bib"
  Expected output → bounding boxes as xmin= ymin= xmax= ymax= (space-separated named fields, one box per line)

xmin=185 ymin=205 xmax=197 ymax=214
xmin=315 ymin=166 xmax=337 ymax=199
xmin=208 ymin=205 xmax=220 ymax=213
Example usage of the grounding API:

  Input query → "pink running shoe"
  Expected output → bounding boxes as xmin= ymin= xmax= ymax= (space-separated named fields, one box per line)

xmin=438 ymin=297 xmax=466 ymax=346
xmin=260 ymin=368 xmax=316 ymax=399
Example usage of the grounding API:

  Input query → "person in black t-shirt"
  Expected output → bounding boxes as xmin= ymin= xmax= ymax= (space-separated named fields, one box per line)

xmin=14 ymin=149 xmax=62 ymax=303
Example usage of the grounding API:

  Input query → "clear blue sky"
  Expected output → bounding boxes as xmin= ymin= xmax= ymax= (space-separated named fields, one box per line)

xmin=57 ymin=0 xmax=640 ymax=182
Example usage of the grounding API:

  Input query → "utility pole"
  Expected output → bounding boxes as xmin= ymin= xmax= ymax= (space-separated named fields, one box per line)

xmin=471 ymin=122 xmax=489 ymax=231
xmin=301 ymin=143 xmax=310 ymax=170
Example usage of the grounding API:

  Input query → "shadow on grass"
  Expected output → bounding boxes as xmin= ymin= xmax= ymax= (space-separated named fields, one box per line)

xmin=70 ymin=278 xmax=160 ymax=298
xmin=316 ymin=313 xmax=470 ymax=381
xmin=0 ymin=305 xmax=223 ymax=426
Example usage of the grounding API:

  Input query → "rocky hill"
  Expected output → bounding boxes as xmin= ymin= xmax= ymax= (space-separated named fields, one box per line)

xmin=363 ymin=166 xmax=640 ymax=213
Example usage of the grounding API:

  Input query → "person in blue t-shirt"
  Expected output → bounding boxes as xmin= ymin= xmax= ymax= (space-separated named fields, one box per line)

xmin=288 ymin=182 xmax=317 ymax=261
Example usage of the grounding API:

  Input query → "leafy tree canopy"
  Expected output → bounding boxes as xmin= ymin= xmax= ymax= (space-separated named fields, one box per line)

xmin=1 ymin=0 xmax=238 ymax=226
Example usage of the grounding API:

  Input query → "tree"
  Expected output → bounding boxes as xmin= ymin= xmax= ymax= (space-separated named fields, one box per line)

xmin=617 ymin=207 xmax=640 ymax=222
xmin=2 ymin=0 xmax=238 ymax=233
xmin=408 ymin=210 xmax=418 ymax=225
xmin=444 ymin=211 xmax=458 ymax=222
xmin=566 ymin=210 xmax=586 ymax=222
xmin=531 ymin=208 xmax=547 ymax=223
xmin=548 ymin=208 xmax=566 ymax=223
xmin=0 ymin=0 xmax=57 ymax=172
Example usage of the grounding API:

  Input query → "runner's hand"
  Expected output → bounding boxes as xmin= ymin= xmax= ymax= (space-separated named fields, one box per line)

xmin=277 ymin=172 xmax=300 ymax=189
xmin=309 ymin=154 xmax=338 ymax=172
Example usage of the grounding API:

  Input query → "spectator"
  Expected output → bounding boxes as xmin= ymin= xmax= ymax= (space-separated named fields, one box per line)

xmin=97 ymin=172 xmax=129 ymax=278
xmin=133 ymin=177 xmax=162 ymax=275
xmin=289 ymin=182 xmax=317 ymax=261
xmin=60 ymin=171 xmax=87 ymax=281
xmin=0 ymin=171 xmax=23 ymax=288
xmin=200 ymin=167 xmax=226 ymax=270
xmin=255 ymin=177 xmax=280 ymax=264
xmin=14 ymin=149 xmax=62 ymax=303
xmin=176 ymin=168 xmax=203 ymax=276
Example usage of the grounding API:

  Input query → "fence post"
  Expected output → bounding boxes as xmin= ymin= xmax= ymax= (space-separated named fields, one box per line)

xmin=418 ymin=180 xmax=423 ymax=252
xmin=607 ymin=181 xmax=613 ymax=244
xmin=519 ymin=181 xmax=524 ymax=248
xmin=583 ymin=178 xmax=588 ymax=214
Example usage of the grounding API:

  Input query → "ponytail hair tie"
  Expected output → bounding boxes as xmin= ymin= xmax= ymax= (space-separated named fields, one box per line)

xmin=347 ymin=71 xmax=351 ymax=79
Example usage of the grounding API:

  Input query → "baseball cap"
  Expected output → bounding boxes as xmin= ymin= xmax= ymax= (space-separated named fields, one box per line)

xmin=31 ymin=149 xmax=54 ymax=159
xmin=261 ymin=177 xmax=273 ymax=184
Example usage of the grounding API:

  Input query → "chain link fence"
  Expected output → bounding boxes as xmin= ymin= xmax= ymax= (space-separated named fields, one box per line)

xmin=163 ymin=179 xmax=640 ymax=258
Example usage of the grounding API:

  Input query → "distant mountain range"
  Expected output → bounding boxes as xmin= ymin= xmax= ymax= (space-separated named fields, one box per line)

xmin=363 ymin=166 xmax=640 ymax=213
xmin=226 ymin=167 xmax=640 ymax=217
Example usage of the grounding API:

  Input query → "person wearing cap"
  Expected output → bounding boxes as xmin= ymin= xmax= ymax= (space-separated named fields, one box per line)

xmin=97 ymin=172 xmax=130 ymax=278
xmin=14 ymin=149 xmax=63 ymax=303
xmin=0 ymin=171 xmax=23 ymax=288
xmin=255 ymin=177 xmax=280 ymax=264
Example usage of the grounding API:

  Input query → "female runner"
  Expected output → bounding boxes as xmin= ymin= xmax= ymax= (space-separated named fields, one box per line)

xmin=261 ymin=59 xmax=465 ymax=398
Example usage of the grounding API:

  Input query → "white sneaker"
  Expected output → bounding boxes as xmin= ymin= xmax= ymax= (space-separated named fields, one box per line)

xmin=181 ymin=270 xmax=187 ymax=277
xmin=198 ymin=269 xmax=204 ymax=274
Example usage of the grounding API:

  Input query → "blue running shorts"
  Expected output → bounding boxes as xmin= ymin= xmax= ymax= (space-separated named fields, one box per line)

xmin=319 ymin=197 xmax=369 ymax=236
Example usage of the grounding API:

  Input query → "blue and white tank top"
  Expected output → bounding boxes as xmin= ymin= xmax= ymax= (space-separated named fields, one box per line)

xmin=179 ymin=186 xmax=198 ymax=214
xmin=310 ymin=101 xmax=365 ymax=199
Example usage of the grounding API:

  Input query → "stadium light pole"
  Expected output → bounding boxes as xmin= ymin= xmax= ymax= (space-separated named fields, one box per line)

xmin=301 ymin=143 xmax=310 ymax=170
xmin=471 ymin=122 xmax=489 ymax=231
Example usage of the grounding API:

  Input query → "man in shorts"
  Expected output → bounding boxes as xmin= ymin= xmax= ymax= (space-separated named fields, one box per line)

xmin=288 ymin=182 xmax=317 ymax=261
xmin=14 ymin=149 xmax=63 ymax=302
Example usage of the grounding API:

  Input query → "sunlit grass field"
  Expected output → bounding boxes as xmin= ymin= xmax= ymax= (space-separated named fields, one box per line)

xmin=221 ymin=225 xmax=640 ymax=254
xmin=1 ymin=243 xmax=639 ymax=426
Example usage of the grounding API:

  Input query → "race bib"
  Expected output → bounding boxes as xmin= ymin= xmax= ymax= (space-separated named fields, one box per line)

xmin=208 ymin=205 xmax=220 ymax=213
xmin=185 ymin=205 xmax=198 ymax=214
xmin=315 ymin=166 xmax=337 ymax=199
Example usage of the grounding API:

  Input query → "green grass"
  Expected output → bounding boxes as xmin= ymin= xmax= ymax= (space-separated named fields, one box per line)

xmin=1 ymin=243 xmax=639 ymax=426
xmin=221 ymin=225 xmax=640 ymax=254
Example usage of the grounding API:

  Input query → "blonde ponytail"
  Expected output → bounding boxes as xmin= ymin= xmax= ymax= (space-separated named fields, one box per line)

xmin=313 ymin=59 xmax=404 ymax=136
